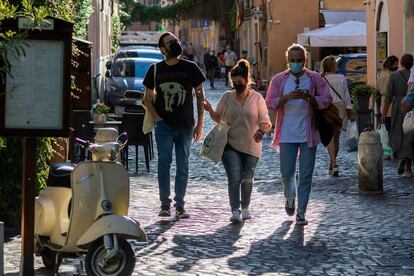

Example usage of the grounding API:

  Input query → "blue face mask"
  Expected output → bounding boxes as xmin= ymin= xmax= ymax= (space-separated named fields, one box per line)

xmin=289 ymin=63 xmax=304 ymax=74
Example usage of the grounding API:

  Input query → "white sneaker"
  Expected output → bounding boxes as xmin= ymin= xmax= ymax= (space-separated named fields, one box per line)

xmin=230 ymin=210 xmax=242 ymax=223
xmin=241 ymin=208 xmax=251 ymax=220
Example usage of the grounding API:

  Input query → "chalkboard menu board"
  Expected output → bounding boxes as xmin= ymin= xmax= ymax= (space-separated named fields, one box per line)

xmin=0 ymin=17 xmax=73 ymax=137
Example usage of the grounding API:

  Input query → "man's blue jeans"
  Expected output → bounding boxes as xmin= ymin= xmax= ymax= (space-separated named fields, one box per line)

xmin=155 ymin=120 xmax=192 ymax=208
xmin=221 ymin=144 xmax=259 ymax=211
xmin=279 ymin=143 xmax=317 ymax=215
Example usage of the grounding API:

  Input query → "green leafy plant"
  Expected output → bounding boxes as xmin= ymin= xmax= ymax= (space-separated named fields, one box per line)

xmin=350 ymin=83 xmax=376 ymax=98
xmin=93 ymin=103 xmax=111 ymax=114
xmin=73 ymin=0 xmax=94 ymax=39
xmin=112 ymin=15 xmax=123 ymax=53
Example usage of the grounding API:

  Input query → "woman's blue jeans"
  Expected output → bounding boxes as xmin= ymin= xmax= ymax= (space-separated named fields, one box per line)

xmin=155 ymin=120 xmax=193 ymax=208
xmin=221 ymin=144 xmax=259 ymax=211
xmin=279 ymin=143 xmax=317 ymax=215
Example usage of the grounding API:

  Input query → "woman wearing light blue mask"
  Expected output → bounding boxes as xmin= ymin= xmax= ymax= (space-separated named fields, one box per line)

xmin=265 ymin=44 xmax=333 ymax=225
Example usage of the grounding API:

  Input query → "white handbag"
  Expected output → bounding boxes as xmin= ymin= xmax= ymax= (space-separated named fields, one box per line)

xmin=142 ymin=63 xmax=156 ymax=134
xmin=402 ymin=110 xmax=414 ymax=134
xmin=200 ymin=95 xmax=230 ymax=163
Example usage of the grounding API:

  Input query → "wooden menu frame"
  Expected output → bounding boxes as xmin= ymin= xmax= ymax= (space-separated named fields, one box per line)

xmin=0 ymin=17 xmax=73 ymax=137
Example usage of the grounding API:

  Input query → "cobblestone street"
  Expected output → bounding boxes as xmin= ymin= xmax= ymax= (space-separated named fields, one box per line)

xmin=4 ymin=80 xmax=414 ymax=275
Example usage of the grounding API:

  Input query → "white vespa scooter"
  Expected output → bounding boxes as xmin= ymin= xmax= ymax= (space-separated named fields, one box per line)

xmin=34 ymin=129 xmax=147 ymax=275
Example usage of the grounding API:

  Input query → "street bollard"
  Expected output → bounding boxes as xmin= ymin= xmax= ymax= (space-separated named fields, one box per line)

xmin=358 ymin=130 xmax=383 ymax=192
xmin=0 ymin=221 xmax=3 ymax=275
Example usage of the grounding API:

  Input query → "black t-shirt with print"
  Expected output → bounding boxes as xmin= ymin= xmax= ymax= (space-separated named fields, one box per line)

xmin=143 ymin=59 xmax=206 ymax=127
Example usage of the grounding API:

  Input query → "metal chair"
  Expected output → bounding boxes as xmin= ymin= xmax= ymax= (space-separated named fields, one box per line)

xmin=120 ymin=112 xmax=152 ymax=173
xmin=72 ymin=110 xmax=94 ymax=162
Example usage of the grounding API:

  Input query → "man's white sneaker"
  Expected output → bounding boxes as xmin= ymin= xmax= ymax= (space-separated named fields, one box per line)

xmin=230 ymin=210 xmax=242 ymax=223
xmin=241 ymin=208 xmax=251 ymax=220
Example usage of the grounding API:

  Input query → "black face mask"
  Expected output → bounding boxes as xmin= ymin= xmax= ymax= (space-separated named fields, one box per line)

xmin=168 ymin=42 xmax=183 ymax=57
xmin=233 ymin=83 xmax=247 ymax=94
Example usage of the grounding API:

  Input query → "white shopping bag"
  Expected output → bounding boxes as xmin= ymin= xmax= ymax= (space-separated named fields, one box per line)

xmin=344 ymin=121 xmax=359 ymax=152
xmin=376 ymin=124 xmax=392 ymax=157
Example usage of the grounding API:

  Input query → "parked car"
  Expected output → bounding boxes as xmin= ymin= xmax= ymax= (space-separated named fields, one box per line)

xmin=113 ymin=46 xmax=164 ymax=61
xmin=336 ymin=53 xmax=367 ymax=87
xmin=104 ymin=57 xmax=159 ymax=108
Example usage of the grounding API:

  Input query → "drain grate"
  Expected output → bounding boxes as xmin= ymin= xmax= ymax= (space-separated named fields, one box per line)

xmin=373 ymin=256 xmax=414 ymax=267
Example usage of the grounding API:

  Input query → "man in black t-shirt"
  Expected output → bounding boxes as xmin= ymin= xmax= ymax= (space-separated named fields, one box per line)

xmin=143 ymin=32 xmax=206 ymax=219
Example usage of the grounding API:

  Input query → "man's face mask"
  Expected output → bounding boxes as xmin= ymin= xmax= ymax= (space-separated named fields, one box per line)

xmin=289 ymin=63 xmax=304 ymax=74
xmin=168 ymin=41 xmax=183 ymax=57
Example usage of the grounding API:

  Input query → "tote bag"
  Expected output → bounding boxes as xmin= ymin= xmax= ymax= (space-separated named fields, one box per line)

xmin=142 ymin=63 xmax=156 ymax=134
xmin=200 ymin=95 xmax=230 ymax=163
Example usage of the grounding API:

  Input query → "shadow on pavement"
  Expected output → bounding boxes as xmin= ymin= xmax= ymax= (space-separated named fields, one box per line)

xmin=135 ymin=219 xmax=177 ymax=257
xmin=166 ymin=222 xmax=244 ymax=272
xmin=228 ymin=220 xmax=332 ymax=275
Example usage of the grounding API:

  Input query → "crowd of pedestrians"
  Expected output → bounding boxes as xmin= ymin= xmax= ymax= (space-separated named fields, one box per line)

xmin=143 ymin=32 xmax=414 ymax=226
xmin=380 ymin=54 xmax=414 ymax=177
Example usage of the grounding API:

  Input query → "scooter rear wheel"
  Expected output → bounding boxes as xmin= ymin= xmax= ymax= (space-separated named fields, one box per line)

xmin=85 ymin=237 xmax=135 ymax=276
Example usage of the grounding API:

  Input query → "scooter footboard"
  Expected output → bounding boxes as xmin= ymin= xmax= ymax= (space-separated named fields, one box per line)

xmin=76 ymin=215 xmax=147 ymax=246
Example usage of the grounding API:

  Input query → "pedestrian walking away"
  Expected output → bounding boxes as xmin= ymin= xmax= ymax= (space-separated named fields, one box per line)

xmin=265 ymin=44 xmax=332 ymax=225
xmin=186 ymin=42 xmax=196 ymax=61
xmin=376 ymin=55 xmax=399 ymax=134
xmin=205 ymin=49 xmax=219 ymax=89
xmin=320 ymin=56 xmax=355 ymax=176
xmin=143 ymin=32 xmax=206 ymax=219
xmin=382 ymin=53 xmax=414 ymax=178
xmin=203 ymin=59 xmax=271 ymax=223
xmin=224 ymin=45 xmax=238 ymax=86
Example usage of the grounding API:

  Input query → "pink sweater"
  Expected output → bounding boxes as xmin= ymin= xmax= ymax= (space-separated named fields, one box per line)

xmin=265 ymin=69 xmax=333 ymax=148
xmin=216 ymin=90 xmax=271 ymax=159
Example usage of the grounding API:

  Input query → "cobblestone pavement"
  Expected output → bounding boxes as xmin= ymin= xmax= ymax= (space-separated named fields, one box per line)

xmin=4 ymin=80 xmax=414 ymax=275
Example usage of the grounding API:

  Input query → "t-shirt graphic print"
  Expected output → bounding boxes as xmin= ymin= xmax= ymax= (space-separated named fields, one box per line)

xmin=159 ymin=82 xmax=187 ymax=112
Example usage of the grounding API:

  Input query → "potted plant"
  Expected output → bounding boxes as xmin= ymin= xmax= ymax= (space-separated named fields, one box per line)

xmin=92 ymin=102 xmax=111 ymax=123
xmin=350 ymin=83 xmax=377 ymax=111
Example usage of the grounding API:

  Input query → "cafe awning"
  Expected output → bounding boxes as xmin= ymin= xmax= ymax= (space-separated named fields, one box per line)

xmin=297 ymin=20 xmax=366 ymax=47
xmin=321 ymin=10 xmax=366 ymax=26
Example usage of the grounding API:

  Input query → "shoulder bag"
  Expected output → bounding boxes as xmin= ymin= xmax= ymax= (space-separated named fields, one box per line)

xmin=315 ymin=79 xmax=343 ymax=147
xmin=200 ymin=94 xmax=231 ymax=163
xmin=142 ymin=63 xmax=156 ymax=134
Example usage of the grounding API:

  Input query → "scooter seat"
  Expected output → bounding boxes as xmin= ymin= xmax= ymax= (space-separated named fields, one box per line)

xmin=47 ymin=163 xmax=76 ymax=188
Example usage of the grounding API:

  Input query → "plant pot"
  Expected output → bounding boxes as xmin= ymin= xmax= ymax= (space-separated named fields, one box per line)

xmin=356 ymin=96 xmax=370 ymax=111
xmin=93 ymin=113 xmax=107 ymax=123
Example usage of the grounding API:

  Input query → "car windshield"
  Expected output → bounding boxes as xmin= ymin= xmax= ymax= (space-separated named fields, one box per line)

xmin=138 ymin=52 xmax=164 ymax=60
xmin=112 ymin=60 xmax=154 ymax=78
xmin=115 ymin=50 xmax=163 ymax=60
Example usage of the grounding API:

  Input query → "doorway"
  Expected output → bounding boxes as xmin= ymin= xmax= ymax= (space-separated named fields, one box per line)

xmin=405 ymin=0 xmax=414 ymax=54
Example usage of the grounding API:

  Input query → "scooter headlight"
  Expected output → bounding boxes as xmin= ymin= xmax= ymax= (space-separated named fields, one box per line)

xmin=101 ymin=200 xmax=112 ymax=211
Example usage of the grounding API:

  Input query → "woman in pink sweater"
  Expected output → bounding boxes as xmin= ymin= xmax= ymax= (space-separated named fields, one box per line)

xmin=203 ymin=59 xmax=271 ymax=223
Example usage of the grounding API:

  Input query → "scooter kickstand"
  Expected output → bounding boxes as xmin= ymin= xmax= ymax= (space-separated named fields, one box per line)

xmin=54 ymin=252 xmax=61 ymax=276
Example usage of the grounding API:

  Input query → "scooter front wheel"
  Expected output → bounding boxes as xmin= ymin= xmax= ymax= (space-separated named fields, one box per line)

xmin=41 ymin=248 xmax=62 ymax=269
xmin=85 ymin=237 xmax=135 ymax=276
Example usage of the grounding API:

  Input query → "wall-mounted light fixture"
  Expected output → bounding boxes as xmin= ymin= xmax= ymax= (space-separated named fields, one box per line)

xmin=363 ymin=0 xmax=376 ymax=11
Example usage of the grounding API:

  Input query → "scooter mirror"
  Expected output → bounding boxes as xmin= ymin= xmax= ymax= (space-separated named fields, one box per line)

xmin=116 ymin=132 xmax=128 ymax=148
